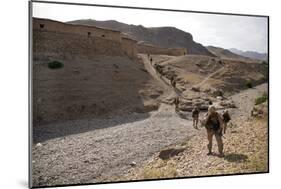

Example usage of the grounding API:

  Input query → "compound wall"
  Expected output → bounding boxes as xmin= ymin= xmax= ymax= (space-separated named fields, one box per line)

xmin=137 ymin=43 xmax=187 ymax=56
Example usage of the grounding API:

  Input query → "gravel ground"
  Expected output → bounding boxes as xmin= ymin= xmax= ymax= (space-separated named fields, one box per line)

xmin=32 ymin=104 xmax=196 ymax=187
xmin=124 ymin=83 xmax=268 ymax=180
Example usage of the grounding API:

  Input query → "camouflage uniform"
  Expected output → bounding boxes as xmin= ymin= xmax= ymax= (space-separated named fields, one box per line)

xmin=192 ymin=107 xmax=200 ymax=129
xmin=204 ymin=106 xmax=225 ymax=157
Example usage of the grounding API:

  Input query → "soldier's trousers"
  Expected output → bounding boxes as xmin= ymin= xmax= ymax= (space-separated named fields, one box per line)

xmin=206 ymin=128 xmax=223 ymax=154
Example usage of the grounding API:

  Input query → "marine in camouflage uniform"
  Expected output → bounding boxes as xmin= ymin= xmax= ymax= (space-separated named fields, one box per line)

xmin=204 ymin=105 xmax=225 ymax=157
xmin=222 ymin=109 xmax=231 ymax=134
xmin=192 ymin=106 xmax=200 ymax=129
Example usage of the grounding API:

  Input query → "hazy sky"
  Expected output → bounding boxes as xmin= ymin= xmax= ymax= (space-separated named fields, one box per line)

xmin=33 ymin=1 xmax=268 ymax=53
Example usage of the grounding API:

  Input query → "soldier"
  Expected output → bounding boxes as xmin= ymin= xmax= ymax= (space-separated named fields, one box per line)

xmin=174 ymin=97 xmax=180 ymax=112
xmin=150 ymin=57 xmax=153 ymax=64
xmin=192 ymin=106 xmax=200 ymax=129
xmin=155 ymin=64 xmax=163 ymax=76
xmin=204 ymin=105 xmax=225 ymax=157
xmin=170 ymin=75 xmax=176 ymax=88
xmin=222 ymin=109 xmax=231 ymax=134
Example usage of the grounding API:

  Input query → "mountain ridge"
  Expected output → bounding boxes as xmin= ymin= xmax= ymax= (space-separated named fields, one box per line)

xmin=229 ymin=48 xmax=268 ymax=62
xmin=206 ymin=46 xmax=252 ymax=61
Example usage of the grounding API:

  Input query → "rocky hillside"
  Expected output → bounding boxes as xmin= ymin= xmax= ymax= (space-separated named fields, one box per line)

xmin=147 ymin=54 xmax=268 ymax=96
xmin=206 ymin=46 xmax=252 ymax=61
xmin=68 ymin=19 xmax=215 ymax=56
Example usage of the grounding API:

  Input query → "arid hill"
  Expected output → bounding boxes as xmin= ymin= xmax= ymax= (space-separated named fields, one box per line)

xmin=206 ymin=46 xmax=252 ymax=61
xmin=148 ymin=54 xmax=267 ymax=95
xmin=68 ymin=19 xmax=214 ymax=56
xmin=229 ymin=48 xmax=268 ymax=62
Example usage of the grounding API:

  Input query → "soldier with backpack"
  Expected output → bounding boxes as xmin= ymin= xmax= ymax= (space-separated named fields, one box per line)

xmin=204 ymin=105 xmax=225 ymax=157
xmin=192 ymin=106 xmax=200 ymax=129
xmin=222 ymin=109 xmax=231 ymax=134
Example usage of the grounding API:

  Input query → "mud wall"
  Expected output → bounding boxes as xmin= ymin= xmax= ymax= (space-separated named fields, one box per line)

xmin=121 ymin=37 xmax=138 ymax=58
xmin=33 ymin=30 xmax=124 ymax=60
xmin=33 ymin=18 xmax=141 ymax=60
xmin=137 ymin=43 xmax=187 ymax=56
xmin=33 ymin=18 xmax=121 ymax=42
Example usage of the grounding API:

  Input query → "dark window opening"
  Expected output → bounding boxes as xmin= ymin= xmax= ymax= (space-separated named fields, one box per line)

xmin=102 ymin=34 xmax=105 ymax=37
xmin=40 ymin=24 xmax=44 ymax=29
xmin=87 ymin=32 xmax=91 ymax=37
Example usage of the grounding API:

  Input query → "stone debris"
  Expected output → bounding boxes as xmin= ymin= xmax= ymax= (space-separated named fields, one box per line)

xmin=130 ymin=161 xmax=137 ymax=167
xmin=36 ymin=143 xmax=43 ymax=147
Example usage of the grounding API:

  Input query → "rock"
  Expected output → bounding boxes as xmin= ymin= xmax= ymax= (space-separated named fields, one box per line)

xmin=203 ymin=88 xmax=211 ymax=93
xmin=158 ymin=147 xmax=185 ymax=160
xmin=216 ymin=96 xmax=223 ymax=100
xmin=130 ymin=161 xmax=137 ymax=167
xmin=212 ymin=89 xmax=223 ymax=97
xmin=199 ymin=105 xmax=209 ymax=111
xmin=191 ymin=86 xmax=200 ymax=92
xmin=179 ymin=106 xmax=193 ymax=112
xmin=219 ymin=101 xmax=236 ymax=108
xmin=36 ymin=143 xmax=42 ymax=147
xmin=83 ymin=160 xmax=91 ymax=164
xmin=251 ymin=104 xmax=266 ymax=118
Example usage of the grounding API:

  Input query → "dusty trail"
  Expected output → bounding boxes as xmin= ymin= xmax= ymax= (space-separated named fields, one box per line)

xmin=139 ymin=54 xmax=171 ymax=90
xmin=139 ymin=54 xmax=186 ymax=97
xmin=194 ymin=66 xmax=225 ymax=88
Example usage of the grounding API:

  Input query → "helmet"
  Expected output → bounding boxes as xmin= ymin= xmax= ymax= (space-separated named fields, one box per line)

xmin=208 ymin=105 xmax=216 ymax=114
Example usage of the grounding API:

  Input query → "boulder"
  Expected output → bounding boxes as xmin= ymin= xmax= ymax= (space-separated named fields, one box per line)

xmin=36 ymin=143 xmax=42 ymax=147
xmin=216 ymin=96 xmax=223 ymax=100
xmin=158 ymin=147 xmax=185 ymax=160
xmin=251 ymin=102 xmax=267 ymax=118
xmin=212 ymin=89 xmax=223 ymax=97
xmin=219 ymin=101 xmax=236 ymax=108
xmin=191 ymin=86 xmax=200 ymax=92
xmin=129 ymin=161 xmax=137 ymax=167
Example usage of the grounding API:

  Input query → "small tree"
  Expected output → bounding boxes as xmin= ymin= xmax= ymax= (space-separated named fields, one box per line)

xmin=245 ymin=80 xmax=253 ymax=88
xmin=48 ymin=61 xmax=64 ymax=69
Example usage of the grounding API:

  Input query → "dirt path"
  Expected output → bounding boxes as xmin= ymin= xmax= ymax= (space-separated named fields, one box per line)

xmin=32 ymin=103 xmax=196 ymax=187
xmin=139 ymin=54 xmax=171 ymax=90
xmin=139 ymin=54 xmax=187 ymax=97
xmin=194 ymin=66 xmax=225 ymax=88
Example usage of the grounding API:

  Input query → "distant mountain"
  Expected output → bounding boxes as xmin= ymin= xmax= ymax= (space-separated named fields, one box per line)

xmin=229 ymin=48 xmax=268 ymax=62
xmin=206 ymin=46 xmax=251 ymax=61
xmin=68 ymin=19 xmax=215 ymax=57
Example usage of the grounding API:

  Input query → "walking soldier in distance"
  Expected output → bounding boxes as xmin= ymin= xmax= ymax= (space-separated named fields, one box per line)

xmin=222 ymin=109 xmax=231 ymax=134
xmin=192 ymin=106 xmax=200 ymax=129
